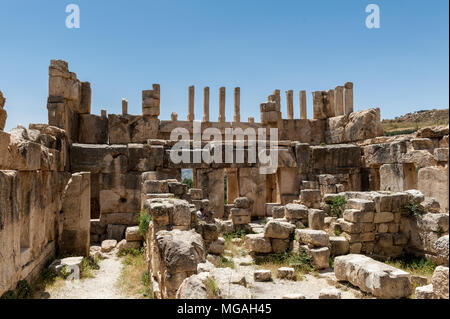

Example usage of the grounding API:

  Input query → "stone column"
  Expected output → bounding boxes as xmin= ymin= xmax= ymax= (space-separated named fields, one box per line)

xmin=286 ymin=90 xmax=294 ymax=120
xmin=234 ymin=87 xmax=240 ymax=123
xmin=273 ymin=90 xmax=281 ymax=112
xmin=122 ymin=98 xmax=128 ymax=115
xmin=344 ymin=82 xmax=354 ymax=115
xmin=299 ymin=90 xmax=307 ymax=119
xmin=218 ymin=87 xmax=226 ymax=123
xmin=248 ymin=117 xmax=254 ymax=123
xmin=188 ymin=85 xmax=195 ymax=121
xmin=203 ymin=87 xmax=210 ymax=122
xmin=327 ymin=89 xmax=336 ymax=117
xmin=334 ymin=86 xmax=344 ymax=116
xmin=101 ymin=109 xmax=107 ymax=118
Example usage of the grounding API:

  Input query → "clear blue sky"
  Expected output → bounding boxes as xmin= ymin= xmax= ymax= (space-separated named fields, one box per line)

xmin=0 ymin=0 xmax=448 ymax=131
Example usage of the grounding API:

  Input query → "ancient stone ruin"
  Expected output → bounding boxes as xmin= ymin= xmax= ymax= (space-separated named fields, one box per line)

xmin=0 ymin=60 xmax=448 ymax=299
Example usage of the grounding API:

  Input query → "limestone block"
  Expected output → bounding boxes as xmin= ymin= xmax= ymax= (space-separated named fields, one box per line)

xmin=264 ymin=220 xmax=295 ymax=239
xmin=168 ymin=182 xmax=188 ymax=197
xmin=0 ymin=108 xmax=6 ymax=131
xmin=277 ymin=267 xmax=295 ymax=280
xmin=230 ymin=208 xmax=250 ymax=217
xmin=349 ymin=243 xmax=362 ymax=254
xmin=418 ymin=166 xmax=449 ymax=212
xmin=125 ymin=226 xmax=143 ymax=242
xmin=415 ymin=284 xmax=436 ymax=299
xmin=244 ymin=234 xmax=272 ymax=253
xmin=78 ymin=114 xmax=108 ymax=144
xmin=334 ymin=254 xmax=412 ymax=298
xmin=309 ymin=247 xmax=330 ymax=269
xmin=271 ymin=238 xmax=290 ymax=254
xmin=295 ymin=229 xmax=329 ymax=247
xmin=439 ymin=135 xmax=449 ymax=148
xmin=343 ymin=108 xmax=384 ymax=142
xmin=346 ymin=198 xmax=375 ymax=212
xmin=319 ymin=288 xmax=342 ymax=299
xmin=416 ymin=126 xmax=449 ymax=139
xmin=339 ymin=219 xmax=375 ymax=233
xmin=300 ymin=189 xmax=321 ymax=209
xmin=254 ymin=270 xmax=272 ymax=282
xmin=411 ymin=138 xmax=434 ymax=152
xmin=60 ymin=172 xmax=91 ymax=257
xmin=434 ymin=148 xmax=449 ymax=162
xmin=374 ymin=212 xmax=394 ymax=224
xmin=197 ymin=222 xmax=218 ymax=241
xmin=143 ymin=180 xmax=169 ymax=194
xmin=208 ymin=238 xmax=225 ymax=255
xmin=189 ymin=188 xmax=203 ymax=200
xmin=145 ymin=201 xmax=172 ymax=227
xmin=434 ymin=235 xmax=449 ymax=266
xmin=343 ymin=232 xmax=375 ymax=243
xmin=271 ymin=206 xmax=285 ymax=219
xmin=234 ymin=197 xmax=252 ymax=209
xmin=401 ymin=150 xmax=437 ymax=168
xmin=308 ymin=209 xmax=325 ymax=230
xmin=172 ymin=199 xmax=191 ymax=226
xmin=101 ymin=239 xmax=117 ymax=252
xmin=117 ymin=239 xmax=141 ymax=252
xmin=343 ymin=209 xmax=374 ymax=223
xmin=0 ymin=131 xmax=10 ymax=167
xmin=418 ymin=213 xmax=449 ymax=232
xmin=232 ymin=214 xmax=251 ymax=225
xmin=107 ymin=224 xmax=126 ymax=241
xmin=431 ymin=266 xmax=449 ymax=299
xmin=285 ymin=203 xmax=308 ymax=220
xmin=108 ymin=114 xmax=159 ymax=144
xmin=330 ymin=236 xmax=350 ymax=256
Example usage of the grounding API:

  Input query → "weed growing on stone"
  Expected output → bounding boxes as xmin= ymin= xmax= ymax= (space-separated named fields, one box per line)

xmin=327 ymin=196 xmax=346 ymax=218
xmin=138 ymin=211 xmax=152 ymax=237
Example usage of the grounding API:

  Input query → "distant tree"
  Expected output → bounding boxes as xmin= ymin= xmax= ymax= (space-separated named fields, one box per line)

xmin=182 ymin=178 xmax=193 ymax=189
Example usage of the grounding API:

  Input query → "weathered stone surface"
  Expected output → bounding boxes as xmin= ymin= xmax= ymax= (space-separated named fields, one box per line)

xmin=295 ymin=229 xmax=329 ymax=247
xmin=49 ymin=257 xmax=84 ymax=275
xmin=330 ymin=236 xmax=350 ymax=256
xmin=300 ymin=189 xmax=321 ymax=208
xmin=234 ymin=197 xmax=252 ymax=209
xmin=431 ymin=266 xmax=449 ymax=299
xmin=271 ymin=238 xmax=290 ymax=254
xmin=245 ymin=234 xmax=272 ymax=254
xmin=117 ymin=239 xmax=141 ymax=252
xmin=271 ymin=206 xmax=285 ymax=219
xmin=434 ymin=235 xmax=449 ymax=266
xmin=334 ymin=254 xmax=412 ymax=298
xmin=254 ymin=270 xmax=272 ymax=282
xmin=347 ymin=198 xmax=375 ymax=212
xmin=106 ymin=224 xmax=126 ymax=241
xmin=309 ymin=247 xmax=330 ymax=269
xmin=282 ymin=294 xmax=306 ymax=299
xmin=343 ymin=209 xmax=374 ymax=223
xmin=319 ymin=288 xmax=342 ymax=299
xmin=176 ymin=272 xmax=209 ymax=299
xmin=264 ymin=220 xmax=295 ymax=239
xmin=418 ymin=166 xmax=449 ymax=212
xmin=307 ymin=209 xmax=324 ymax=230
xmin=60 ymin=172 xmax=91 ymax=257
xmin=415 ymin=284 xmax=436 ymax=299
xmin=401 ymin=150 xmax=437 ymax=168
xmin=101 ymin=239 xmax=117 ymax=252
xmin=416 ymin=125 xmax=449 ymax=139
xmin=285 ymin=203 xmax=308 ymax=220
xmin=208 ymin=237 xmax=225 ymax=255
xmin=277 ymin=267 xmax=295 ymax=280
xmin=125 ymin=226 xmax=143 ymax=242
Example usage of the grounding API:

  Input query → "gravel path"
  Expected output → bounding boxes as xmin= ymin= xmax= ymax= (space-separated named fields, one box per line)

xmin=45 ymin=257 xmax=130 ymax=299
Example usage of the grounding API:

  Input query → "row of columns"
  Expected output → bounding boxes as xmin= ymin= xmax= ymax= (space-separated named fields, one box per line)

xmin=284 ymin=90 xmax=308 ymax=120
xmin=187 ymin=86 xmax=243 ymax=123
xmin=312 ymin=82 xmax=354 ymax=119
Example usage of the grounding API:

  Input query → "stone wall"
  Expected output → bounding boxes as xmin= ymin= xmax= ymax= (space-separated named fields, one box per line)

xmin=0 ymin=122 xmax=89 ymax=295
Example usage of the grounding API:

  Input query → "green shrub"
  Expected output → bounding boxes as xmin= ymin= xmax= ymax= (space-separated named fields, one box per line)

xmin=327 ymin=196 xmax=347 ymax=218
xmin=206 ymin=278 xmax=219 ymax=298
xmin=217 ymin=256 xmax=235 ymax=269
xmin=15 ymin=280 xmax=34 ymax=299
xmin=385 ymin=254 xmax=437 ymax=275
xmin=138 ymin=211 xmax=152 ymax=237
xmin=1 ymin=290 xmax=16 ymax=299
xmin=404 ymin=200 xmax=425 ymax=217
